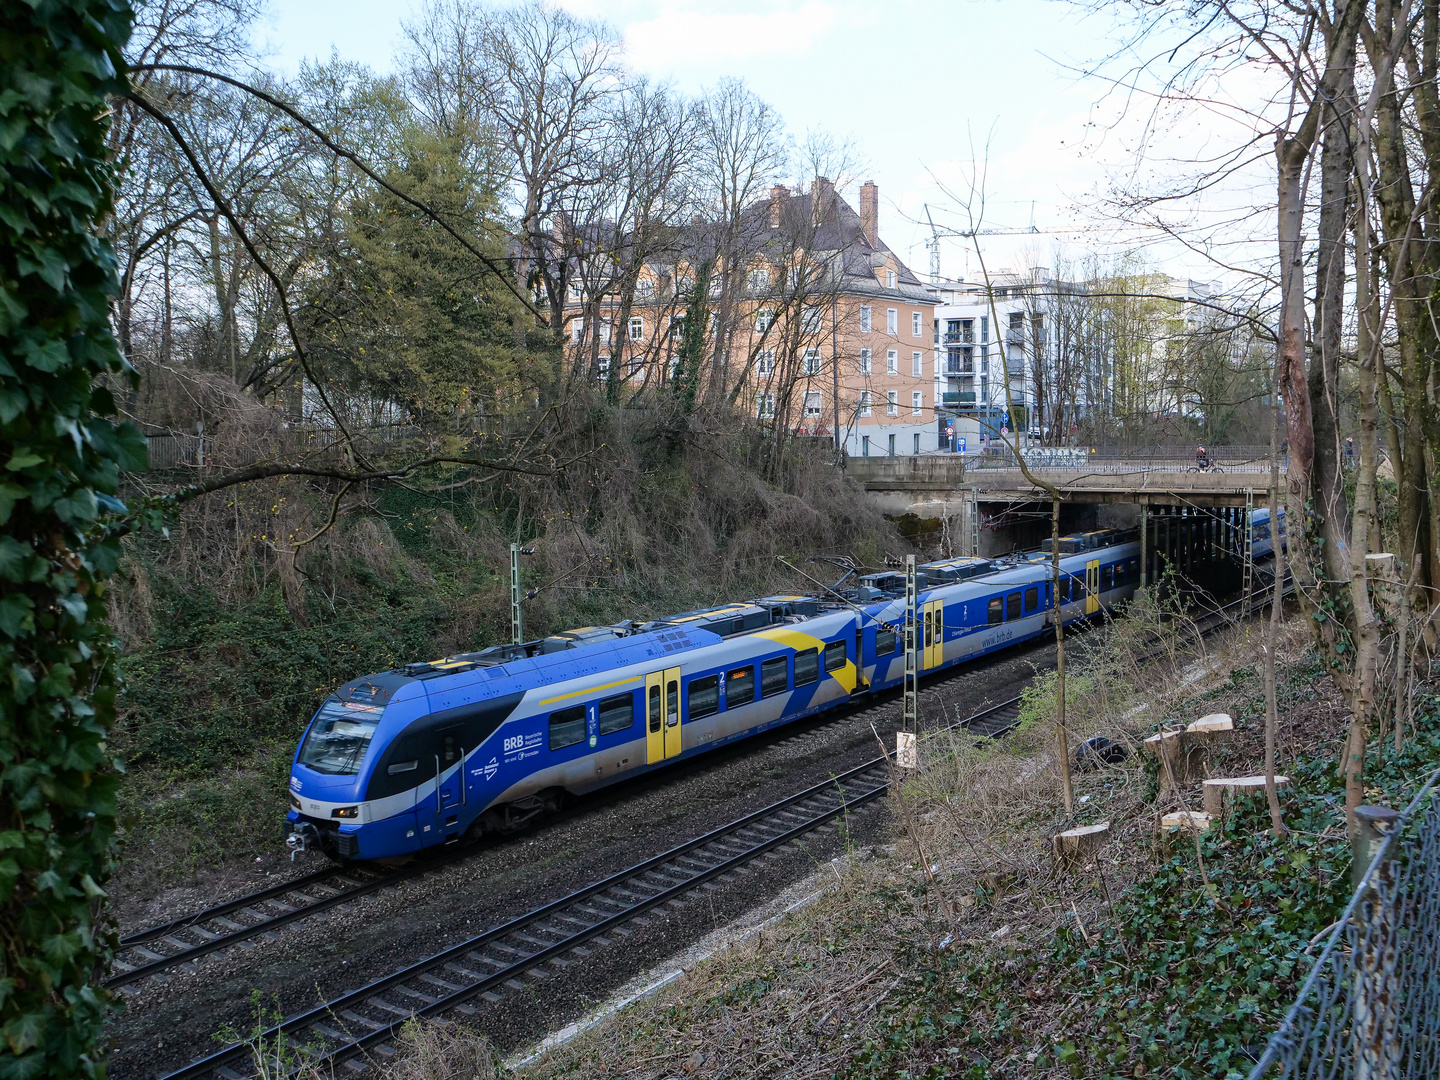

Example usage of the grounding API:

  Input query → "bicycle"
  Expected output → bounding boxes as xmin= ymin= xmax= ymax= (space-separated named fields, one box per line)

xmin=1186 ymin=461 xmax=1224 ymax=474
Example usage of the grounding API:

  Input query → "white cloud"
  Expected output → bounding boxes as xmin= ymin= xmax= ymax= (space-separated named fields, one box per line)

xmin=620 ymin=1 xmax=842 ymax=68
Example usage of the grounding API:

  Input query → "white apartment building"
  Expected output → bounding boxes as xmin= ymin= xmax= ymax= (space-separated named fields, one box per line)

xmin=925 ymin=271 xmax=1216 ymax=451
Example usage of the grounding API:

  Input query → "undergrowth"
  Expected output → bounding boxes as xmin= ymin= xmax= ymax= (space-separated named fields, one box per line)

xmin=511 ymin=617 xmax=1439 ymax=1080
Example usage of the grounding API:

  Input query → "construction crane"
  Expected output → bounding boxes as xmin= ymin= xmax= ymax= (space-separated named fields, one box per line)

xmin=923 ymin=202 xmax=1043 ymax=284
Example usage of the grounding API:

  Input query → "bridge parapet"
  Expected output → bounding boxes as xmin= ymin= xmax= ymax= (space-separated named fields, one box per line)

xmin=848 ymin=454 xmax=1284 ymax=507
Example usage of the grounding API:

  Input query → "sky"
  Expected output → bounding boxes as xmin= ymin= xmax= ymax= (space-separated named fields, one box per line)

xmin=252 ymin=0 xmax=1274 ymax=286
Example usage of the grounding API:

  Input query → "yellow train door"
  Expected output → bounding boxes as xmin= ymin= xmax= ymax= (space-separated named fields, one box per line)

xmin=1085 ymin=559 xmax=1100 ymax=614
xmin=923 ymin=599 xmax=944 ymax=669
xmin=646 ymin=668 xmax=683 ymax=764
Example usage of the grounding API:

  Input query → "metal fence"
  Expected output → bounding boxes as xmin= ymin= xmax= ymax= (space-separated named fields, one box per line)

xmin=1247 ymin=768 xmax=1440 ymax=1079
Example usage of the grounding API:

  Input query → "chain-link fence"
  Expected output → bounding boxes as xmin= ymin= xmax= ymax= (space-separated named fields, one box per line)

xmin=1247 ymin=768 xmax=1440 ymax=1079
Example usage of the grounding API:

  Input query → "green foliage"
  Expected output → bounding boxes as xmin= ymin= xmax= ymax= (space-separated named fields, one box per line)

xmin=303 ymin=97 xmax=524 ymax=417
xmin=0 ymin=1 xmax=141 ymax=1076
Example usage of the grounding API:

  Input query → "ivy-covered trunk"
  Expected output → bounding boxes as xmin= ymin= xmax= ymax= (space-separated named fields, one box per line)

xmin=0 ymin=2 xmax=142 ymax=1077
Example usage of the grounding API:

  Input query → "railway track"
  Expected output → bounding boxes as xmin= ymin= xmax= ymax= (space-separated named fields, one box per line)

xmin=155 ymin=586 xmax=1284 ymax=1079
xmin=159 ymin=690 xmax=1026 ymax=1080
xmin=117 ymin=584 xmax=1279 ymax=999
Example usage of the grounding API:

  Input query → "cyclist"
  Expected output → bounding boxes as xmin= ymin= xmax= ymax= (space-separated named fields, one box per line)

xmin=1195 ymin=445 xmax=1210 ymax=471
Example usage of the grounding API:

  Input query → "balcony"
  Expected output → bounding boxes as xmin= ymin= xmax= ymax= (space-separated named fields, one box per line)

xmin=940 ymin=391 xmax=978 ymax=410
xmin=943 ymin=331 xmax=975 ymax=345
xmin=944 ymin=362 xmax=974 ymax=376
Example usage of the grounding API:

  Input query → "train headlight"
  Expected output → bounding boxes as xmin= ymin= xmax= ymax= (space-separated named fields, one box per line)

xmin=290 ymin=794 xmax=301 ymax=810
xmin=331 ymin=806 xmax=359 ymax=819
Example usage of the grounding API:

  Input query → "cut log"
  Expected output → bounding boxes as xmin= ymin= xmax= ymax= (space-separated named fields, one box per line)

xmin=1052 ymin=822 xmax=1109 ymax=872
xmin=1143 ymin=728 xmax=1205 ymax=790
xmin=1202 ymin=775 xmax=1289 ymax=817
xmin=1160 ymin=810 xmax=1214 ymax=835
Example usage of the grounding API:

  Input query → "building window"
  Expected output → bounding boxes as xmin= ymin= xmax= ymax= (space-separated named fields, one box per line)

xmin=568 ymin=280 xmax=582 ymax=301
xmin=860 ymin=305 xmax=872 ymax=333
xmin=597 ymin=355 xmax=611 ymax=378
xmin=802 ymin=306 xmax=822 ymax=335
xmin=912 ymin=391 xmax=923 ymax=415
xmin=887 ymin=390 xmax=899 ymax=417
xmin=669 ymin=315 xmax=685 ymax=340
xmin=862 ymin=435 xmax=870 ymax=457
xmin=802 ymin=349 xmax=821 ymax=376
xmin=756 ymin=350 xmax=775 ymax=375
xmin=755 ymin=309 xmax=774 ymax=333
xmin=886 ymin=269 xmax=895 ymax=289
xmin=757 ymin=391 xmax=775 ymax=418
xmin=886 ymin=350 xmax=898 ymax=376
xmin=709 ymin=275 xmax=723 ymax=298
xmin=860 ymin=347 xmax=872 ymax=374
xmin=628 ymin=316 xmax=644 ymax=341
xmin=627 ymin=357 xmax=644 ymax=379
xmin=932 ymin=318 xmax=940 ymax=345
xmin=859 ymin=390 xmax=872 ymax=417
xmin=636 ymin=279 xmax=655 ymax=299
xmin=599 ymin=321 xmax=611 ymax=345
xmin=571 ymin=316 xmax=584 ymax=343
xmin=887 ymin=308 xmax=898 ymax=334
xmin=912 ymin=350 xmax=923 ymax=376
xmin=803 ymin=391 xmax=822 ymax=418
xmin=674 ymin=276 xmax=692 ymax=297
xmin=913 ymin=313 xmax=922 ymax=337
xmin=980 ymin=314 xmax=989 ymax=342
xmin=913 ymin=433 xmax=921 ymax=454
xmin=748 ymin=268 xmax=770 ymax=292
xmin=888 ymin=433 xmax=897 ymax=455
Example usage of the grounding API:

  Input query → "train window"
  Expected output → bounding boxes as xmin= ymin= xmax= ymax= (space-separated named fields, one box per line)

xmin=548 ymin=705 xmax=586 ymax=751
xmin=1101 ymin=565 xmax=1114 ymax=591
xmin=876 ymin=628 xmax=897 ymax=655
xmin=688 ymin=675 xmax=719 ymax=720
xmin=824 ymin=640 xmax=847 ymax=671
xmin=727 ymin=666 xmax=755 ymax=707
xmin=667 ymin=680 xmax=679 ymax=727
xmin=438 ymin=730 xmax=460 ymax=766
xmin=794 ymin=649 xmax=819 ymax=686
xmin=1006 ymin=591 xmax=1023 ymax=621
xmin=648 ymin=685 xmax=661 ymax=733
xmin=1024 ymin=587 xmax=1038 ymax=613
xmin=987 ymin=597 xmax=1002 ymax=625
xmin=761 ymin=656 xmax=789 ymax=698
xmin=1128 ymin=558 xmax=1139 ymax=580
xmin=386 ymin=759 xmax=418 ymax=776
xmin=598 ymin=692 xmax=634 ymax=736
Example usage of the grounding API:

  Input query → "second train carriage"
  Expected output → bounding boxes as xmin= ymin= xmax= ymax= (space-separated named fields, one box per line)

xmin=286 ymin=532 xmax=1145 ymax=861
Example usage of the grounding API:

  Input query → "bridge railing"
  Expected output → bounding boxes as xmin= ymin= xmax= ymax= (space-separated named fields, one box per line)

xmin=1247 ymin=770 xmax=1440 ymax=1080
xmin=848 ymin=451 xmax=1285 ymax=483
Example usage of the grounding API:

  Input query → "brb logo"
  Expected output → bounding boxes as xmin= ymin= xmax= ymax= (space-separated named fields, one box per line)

xmin=503 ymin=735 xmax=524 ymax=753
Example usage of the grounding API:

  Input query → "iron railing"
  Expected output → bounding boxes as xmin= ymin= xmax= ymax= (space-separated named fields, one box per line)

xmin=1246 ymin=767 xmax=1440 ymax=1079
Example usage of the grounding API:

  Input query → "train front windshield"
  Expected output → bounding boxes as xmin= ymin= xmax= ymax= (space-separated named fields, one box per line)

xmin=298 ymin=700 xmax=384 ymax=775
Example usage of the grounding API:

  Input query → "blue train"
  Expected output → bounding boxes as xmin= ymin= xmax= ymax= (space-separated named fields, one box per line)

xmin=286 ymin=531 xmax=1149 ymax=861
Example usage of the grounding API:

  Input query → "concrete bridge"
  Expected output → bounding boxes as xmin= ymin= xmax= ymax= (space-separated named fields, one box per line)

xmin=847 ymin=452 xmax=1285 ymax=559
xmin=848 ymin=454 xmax=1284 ymax=513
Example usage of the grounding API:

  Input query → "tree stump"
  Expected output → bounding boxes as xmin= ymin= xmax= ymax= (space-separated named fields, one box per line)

xmin=1143 ymin=729 xmax=1205 ymax=792
xmin=1160 ymin=810 xmax=1214 ymax=837
xmin=1202 ymin=775 xmax=1289 ymax=817
xmin=1052 ymin=822 xmax=1109 ymax=872
xmin=1185 ymin=713 xmax=1234 ymax=769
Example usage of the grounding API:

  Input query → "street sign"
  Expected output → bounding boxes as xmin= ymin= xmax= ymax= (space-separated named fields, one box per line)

xmin=959 ymin=437 xmax=966 ymax=453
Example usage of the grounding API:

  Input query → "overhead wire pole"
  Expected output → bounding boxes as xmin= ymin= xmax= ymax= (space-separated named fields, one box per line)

xmin=900 ymin=555 xmax=919 ymax=768
xmin=510 ymin=542 xmax=523 ymax=646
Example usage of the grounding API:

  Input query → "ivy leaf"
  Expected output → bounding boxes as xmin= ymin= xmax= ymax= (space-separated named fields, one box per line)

xmin=0 ymin=595 xmax=35 ymax=638
xmin=4 ymin=453 xmax=43 ymax=472
xmin=1 ymin=1011 xmax=43 ymax=1055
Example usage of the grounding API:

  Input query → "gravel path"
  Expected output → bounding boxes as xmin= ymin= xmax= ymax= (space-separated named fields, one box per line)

xmin=104 ymin=636 xmax=1053 ymax=1080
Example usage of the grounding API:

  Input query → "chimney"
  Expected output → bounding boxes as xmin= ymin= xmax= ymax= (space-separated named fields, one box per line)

xmin=859 ymin=180 xmax=879 ymax=247
xmin=768 ymin=184 xmax=788 ymax=228
xmin=810 ymin=175 xmax=835 ymax=223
